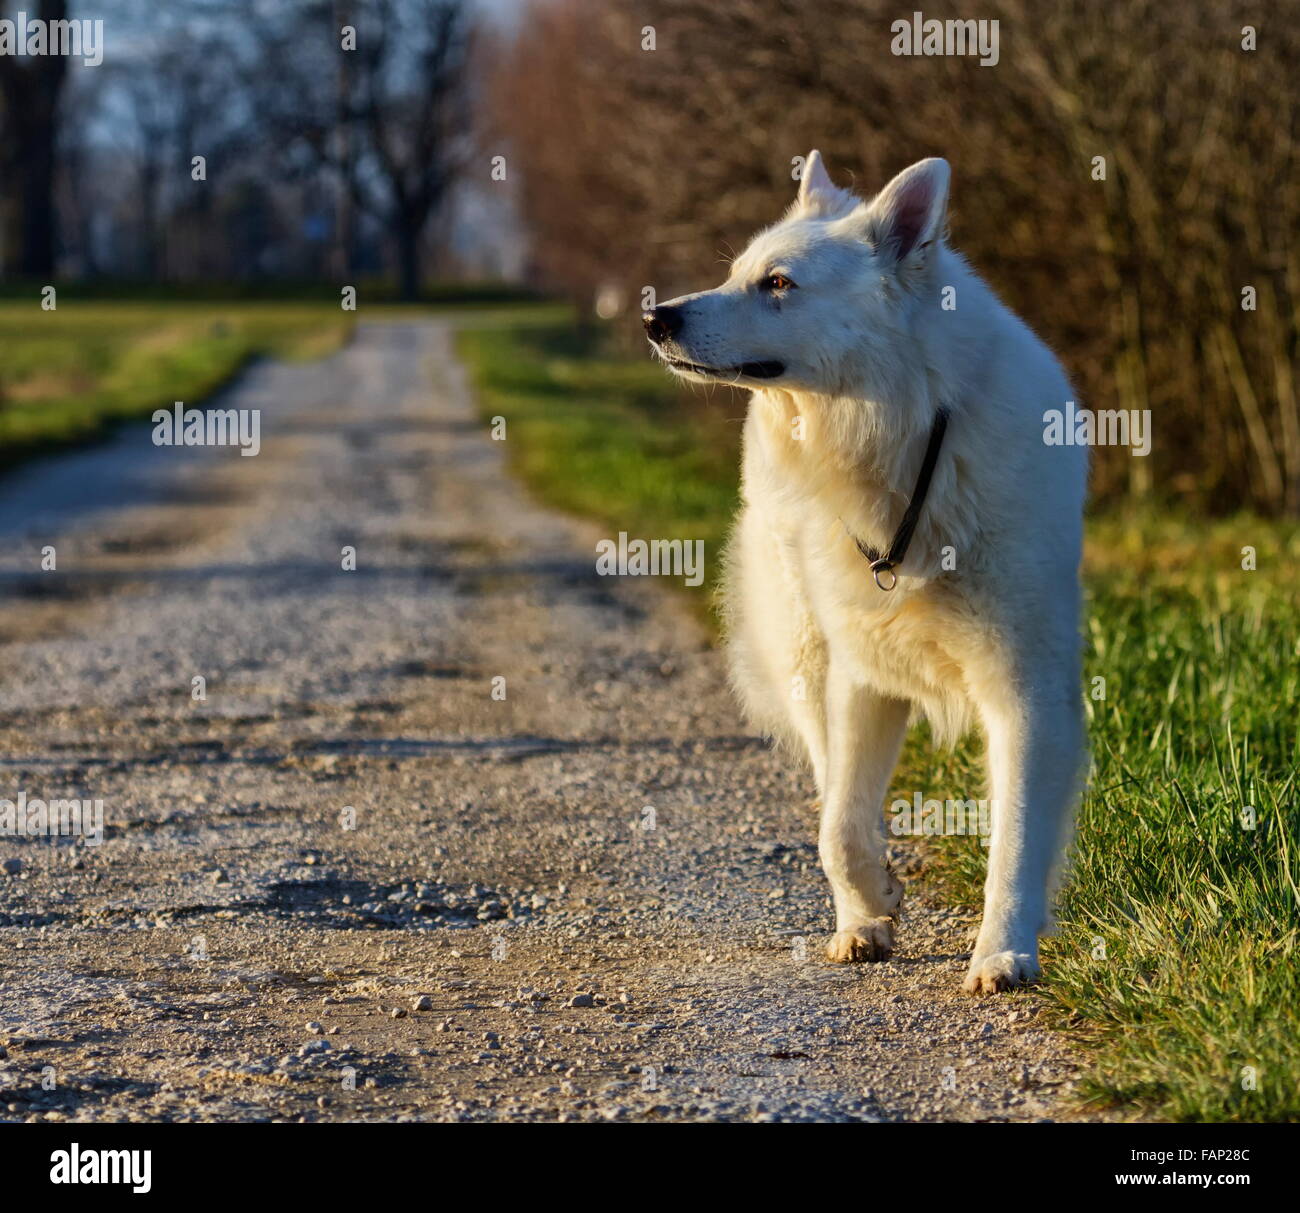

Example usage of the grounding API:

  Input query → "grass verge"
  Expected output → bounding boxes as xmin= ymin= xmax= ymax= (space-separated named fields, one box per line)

xmin=457 ymin=311 xmax=1300 ymax=1122
xmin=0 ymin=301 xmax=353 ymax=466
xmin=456 ymin=310 xmax=740 ymax=597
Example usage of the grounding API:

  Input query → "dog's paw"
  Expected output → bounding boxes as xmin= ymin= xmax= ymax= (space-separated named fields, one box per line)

xmin=961 ymin=951 xmax=1037 ymax=995
xmin=826 ymin=918 xmax=895 ymax=963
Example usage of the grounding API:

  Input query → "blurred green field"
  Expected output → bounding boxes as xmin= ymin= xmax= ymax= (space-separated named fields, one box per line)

xmin=0 ymin=301 xmax=352 ymax=464
xmin=0 ymin=291 xmax=541 ymax=465
xmin=458 ymin=315 xmax=1300 ymax=1123
xmin=455 ymin=317 xmax=740 ymax=597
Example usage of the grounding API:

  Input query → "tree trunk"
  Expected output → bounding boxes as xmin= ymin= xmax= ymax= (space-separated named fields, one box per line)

xmin=0 ymin=0 xmax=69 ymax=277
xmin=396 ymin=219 xmax=422 ymax=301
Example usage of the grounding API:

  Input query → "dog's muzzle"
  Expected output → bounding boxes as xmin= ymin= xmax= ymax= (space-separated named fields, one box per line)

xmin=643 ymin=306 xmax=785 ymax=379
xmin=642 ymin=306 xmax=682 ymax=345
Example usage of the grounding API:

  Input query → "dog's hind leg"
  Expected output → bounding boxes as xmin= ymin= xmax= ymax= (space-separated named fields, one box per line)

xmin=819 ymin=659 xmax=910 ymax=962
xmin=963 ymin=682 xmax=1086 ymax=994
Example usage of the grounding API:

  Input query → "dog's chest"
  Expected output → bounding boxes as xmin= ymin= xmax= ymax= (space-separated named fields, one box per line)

xmin=744 ymin=406 xmax=983 ymax=705
xmin=799 ymin=516 xmax=974 ymax=700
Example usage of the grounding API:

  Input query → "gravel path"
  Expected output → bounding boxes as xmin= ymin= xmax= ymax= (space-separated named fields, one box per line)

xmin=0 ymin=321 xmax=1104 ymax=1123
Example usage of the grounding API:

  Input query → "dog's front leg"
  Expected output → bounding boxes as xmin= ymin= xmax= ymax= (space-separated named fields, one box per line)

xmin=819 ymin=661 xmax=910 ymax=962
xmin=964 ymin=689 xmax=1085 ymax=994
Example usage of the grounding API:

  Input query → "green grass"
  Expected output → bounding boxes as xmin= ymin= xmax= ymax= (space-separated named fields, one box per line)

xmin=456 ymin=314 xmax=742 ymax=591
xmin=0 ymin=294 xmax=562 ymax=468
xmin=458 ymin=312 xmax=1300 ymax=1123
xmin=919 ymin=523 xmax=1300 ymax=1122
xmin=0 ymin=301 xmax=354 ymax=465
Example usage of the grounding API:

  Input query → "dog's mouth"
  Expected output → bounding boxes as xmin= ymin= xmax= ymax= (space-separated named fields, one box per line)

xmin=665 ymin=358 xmax=785 ymax=380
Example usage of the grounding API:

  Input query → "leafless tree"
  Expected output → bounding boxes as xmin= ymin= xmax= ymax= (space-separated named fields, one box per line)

xmin=252 ymin=0 xmax=475 ymax=299
xmin=494 ymin=0 xmax=1299 ymax=516
xmin=0 ymin=0 xmax=70 ymax=275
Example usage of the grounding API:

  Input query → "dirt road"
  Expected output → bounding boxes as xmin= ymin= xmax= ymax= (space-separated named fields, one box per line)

xmin=0 ymin=321 xmax=1101 ymax=1122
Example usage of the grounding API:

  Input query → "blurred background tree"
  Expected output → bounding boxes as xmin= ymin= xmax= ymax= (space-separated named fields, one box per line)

xmin=491 ymin=0 xmax=1300 ymax=516
xmin=0 ymin=0 xmax=1295 ymax=515
xmin=0 ymin=0 xmax=69 ymax=277
xmin=0 ymin=0 xmax=488 ymax=294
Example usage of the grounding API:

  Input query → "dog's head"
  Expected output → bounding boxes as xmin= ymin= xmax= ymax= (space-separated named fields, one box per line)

xmin=644 ymin=152 xmax=951 ymax=397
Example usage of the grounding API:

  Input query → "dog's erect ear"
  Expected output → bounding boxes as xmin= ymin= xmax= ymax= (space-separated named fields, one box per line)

xmin=794 ymin=149 xmax=855 ymax=217
xmin=859 ymin=158 xmax=950 ymax=264
xmin=797 ymin=150 xmax=835 ymax=208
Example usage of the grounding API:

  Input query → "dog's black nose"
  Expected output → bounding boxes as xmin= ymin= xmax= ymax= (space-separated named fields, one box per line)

xmin=642 ymin=306 xmax=682 ymax=344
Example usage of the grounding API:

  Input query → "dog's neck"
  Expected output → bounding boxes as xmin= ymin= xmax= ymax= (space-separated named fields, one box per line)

xmin=753 ymin=383 xmax=938 ymax=486
xmin=747 ymin=382 xmax=961 ymax=566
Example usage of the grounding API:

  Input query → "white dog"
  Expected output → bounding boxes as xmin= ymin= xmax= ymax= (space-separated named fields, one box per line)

xmin=644 ymin=152 xmax=1087 ymax=993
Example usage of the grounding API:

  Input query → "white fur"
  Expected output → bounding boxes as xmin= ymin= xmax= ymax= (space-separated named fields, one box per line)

xmin=649 ymin=152 xmax=1088 ymax=993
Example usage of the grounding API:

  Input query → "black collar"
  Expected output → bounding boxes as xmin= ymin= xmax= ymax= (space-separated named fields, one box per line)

xmin=851 ymin=407 xmax=950 ymax=591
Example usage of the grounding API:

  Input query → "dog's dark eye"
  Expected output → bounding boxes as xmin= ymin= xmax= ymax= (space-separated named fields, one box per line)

xmin=759 ymin=273 xmax=796 ymax=292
